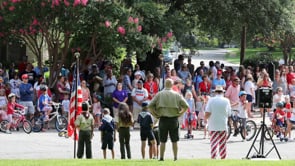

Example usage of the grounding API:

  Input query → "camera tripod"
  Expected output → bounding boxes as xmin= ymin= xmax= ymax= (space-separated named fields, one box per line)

xmin=245 ymin=105 xmax=281 ymax=159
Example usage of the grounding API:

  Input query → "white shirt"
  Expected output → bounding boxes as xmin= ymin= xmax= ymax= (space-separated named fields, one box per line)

xmin=205 ymin=94 xmax=231 ymax=131
xmin=244 ymin=80 xmax=256 ymax=103
xmin=103 ymin=75 xmax=117 ymax=95
xmin=290 ymin=108 xmax=295 ymax=121
xmin=237 ymin=101 xmax=248 ymax=118
xmin=131 ymin=87 xmax=148 ymax=108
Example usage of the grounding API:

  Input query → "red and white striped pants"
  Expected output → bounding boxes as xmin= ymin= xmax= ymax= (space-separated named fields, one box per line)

xmin=210 ymin=131 xmax=227 ymax=159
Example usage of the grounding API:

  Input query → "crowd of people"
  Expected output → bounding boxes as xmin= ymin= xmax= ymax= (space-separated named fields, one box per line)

xmin=1 ymin=54 xmax=295 ymax=160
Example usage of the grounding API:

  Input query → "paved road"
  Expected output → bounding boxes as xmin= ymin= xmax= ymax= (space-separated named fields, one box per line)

xmin=171 ymin=49 xmax=240 ymax=70
xmin=0 ymin=114 xmax=294 ymax=160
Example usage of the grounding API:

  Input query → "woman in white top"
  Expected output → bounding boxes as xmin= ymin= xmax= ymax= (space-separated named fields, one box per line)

xmin=244 ymin=74 xmax=256 ymax=117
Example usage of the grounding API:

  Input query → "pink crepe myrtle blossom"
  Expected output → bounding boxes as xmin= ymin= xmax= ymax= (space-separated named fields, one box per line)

xmin=64 ymin=0 xmax=70 ymax=6
xmin=52 ymin=0 xmax=60 ymax=7
xmin=11 ymin=0 xmax=20 ymax=3
xmin=137 ymin=25 xmax=142 ymax=32
xmin=128 ymin=16 xmax=134 ymax=23
xmin=162 ymin=37 xmax=167 ymax=43
xmin=2 ymin=2 xmax=8 ymax=7
xmin=167 ymin=31 xmax=173 ymax=38
xmin=105 ymin=20 xmax=111 ymax=28
xmin=117 ymin=26 xmax=126 ymax=35
xmin=81 ymin=0 xmax=88 ymax=6
xmin=134 ymin=18 xmax=139 ymax=24
xmin=73 ymin=0 xmax=88 ymax=7
xmin=73 ymin=0 xmax=80 ymax=6
xmin=19 ymin=29 xmax=25 ymax=34
xmin=41 ymin=2 xmax=46 ymax=7
xmin=9 ymin=6 xmax=15 ymax=11
xmin=32 ymin=18 xmax=39 ymax=25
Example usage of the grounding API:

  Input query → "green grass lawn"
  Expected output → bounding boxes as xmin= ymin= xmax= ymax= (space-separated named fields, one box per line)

xmin=1 ymin=159 xmax=294 ymax=166
xmin=225 ymin=47 xmax=283 ymax=64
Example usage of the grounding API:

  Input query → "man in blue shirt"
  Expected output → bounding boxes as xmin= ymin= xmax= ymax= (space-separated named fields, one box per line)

xmin=19 ymin=74 xmax=34 ymax=120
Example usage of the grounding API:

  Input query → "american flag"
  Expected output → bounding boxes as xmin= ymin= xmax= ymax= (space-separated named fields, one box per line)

xmin=67 ymin=64 xmax=82 ymax=139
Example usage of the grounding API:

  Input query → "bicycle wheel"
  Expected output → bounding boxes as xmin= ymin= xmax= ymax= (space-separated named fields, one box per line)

xmin=264 ymin=127 xmax=274 ymax=141
xmin=242 ymin=120 xmax=257 ymax=141
xmin=0 ymin=120 xmax=9 ymax=131
xmin=30 ymin=117 xmax=42 ymax=132
xmin=55 ymin=116 xmax=68 ymax=132
xmin=22 ymin=120 xmax=32 ymax=134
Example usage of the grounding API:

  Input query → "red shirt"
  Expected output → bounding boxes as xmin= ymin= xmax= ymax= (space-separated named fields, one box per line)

xmin=143 ymin=81 xmax=159 ymax=100
xmin=198 ymin=81 xmax=211 ymax=94
xmin=7 ymin=102 xmax=25 ymax=115
xmin=274 ymin=109 xmax=285 ymax=123
xmin=287 ymin=72 xmax=295 ymax=84
xmin=285 ymin=102 xmax=292 ymax=119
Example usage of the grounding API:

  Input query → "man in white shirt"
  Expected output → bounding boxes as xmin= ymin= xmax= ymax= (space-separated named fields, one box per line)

xmin=205 ymin=85 xmax=231 ymax=159
xmin=132 ymin=80 xmax=148 ymax=128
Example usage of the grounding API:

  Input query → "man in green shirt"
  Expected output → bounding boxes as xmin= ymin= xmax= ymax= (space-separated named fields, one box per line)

xmin=148 ymin=78 xmax=189 ymax=161
xmin=75 ymin=102 xmax=94 ymax=159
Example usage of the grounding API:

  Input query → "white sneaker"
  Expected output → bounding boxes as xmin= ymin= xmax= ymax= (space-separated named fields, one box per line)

xmin=36 ymin=119 xmax=42 ymax=125
xmin=5 ymin=130 xmax=11 ymax=134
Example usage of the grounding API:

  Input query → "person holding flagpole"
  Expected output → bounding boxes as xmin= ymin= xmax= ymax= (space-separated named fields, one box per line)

xmin=75 ymin=102 xmax=94 ymax=159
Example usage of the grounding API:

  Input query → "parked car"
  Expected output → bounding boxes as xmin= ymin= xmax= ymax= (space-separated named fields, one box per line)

xmin=163 ymin=50 xmax=173 ymax=64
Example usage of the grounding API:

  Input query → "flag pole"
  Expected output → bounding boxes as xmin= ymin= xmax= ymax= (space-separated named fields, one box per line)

xmin=73 ymin=51 xmax=80 ymax=159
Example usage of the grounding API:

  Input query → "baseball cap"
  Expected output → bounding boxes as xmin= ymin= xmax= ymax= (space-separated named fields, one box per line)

xmin=217 ymin=70 xmax=222 ymax=75
xmin=8 ymin=93 xmax=16 ymax=99
xmin=22 ymin=74 xmax=29 ymax=79
xmin=137 ymin=80 xmax=143 ymax=84
xmin=142 ymin=101 xmax=148 ymax=107
xmin=239 ymin=91 xmax=247 ymax=97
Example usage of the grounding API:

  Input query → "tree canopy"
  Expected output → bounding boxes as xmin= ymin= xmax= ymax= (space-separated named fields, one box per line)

xmin=0 ymin=0 xmax=295 ymax=85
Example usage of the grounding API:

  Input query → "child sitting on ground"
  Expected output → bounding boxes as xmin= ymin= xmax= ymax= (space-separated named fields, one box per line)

xmin=99 ymin=108 xmax=116 ymax=159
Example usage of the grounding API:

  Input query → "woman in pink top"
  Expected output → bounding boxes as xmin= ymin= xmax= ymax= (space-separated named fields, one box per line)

xmin=81 ymin=80 xmax=92 ymax=105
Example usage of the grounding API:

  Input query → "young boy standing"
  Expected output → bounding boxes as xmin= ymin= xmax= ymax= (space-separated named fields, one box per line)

xmin=237 ymin=91 xmax=248 ymax=141
xmin=137 ymin=102 xmax=156 ymax=159
xmin=99 ymin=108 xmax=116 ymax=159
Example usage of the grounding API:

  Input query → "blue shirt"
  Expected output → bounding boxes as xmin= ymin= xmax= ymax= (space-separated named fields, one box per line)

xmin=19 ymin=83 xmax=33 ymax=101
xmin=38 ymin=94 xmax=51 ymax=111
xmin=212 ymin=78 xmax=226 ymax=90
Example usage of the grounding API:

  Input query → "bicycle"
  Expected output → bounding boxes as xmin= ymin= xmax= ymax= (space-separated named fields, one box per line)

xmin=30 ymin=102 xmax=68 ymax=132
xmin=0 ymin=109 xmax=32 ymax=134
xmin=227 ymin=115 xmax=257 ymax=141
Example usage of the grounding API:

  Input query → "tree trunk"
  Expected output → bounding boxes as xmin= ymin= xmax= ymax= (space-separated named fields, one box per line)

xmin=240 ymin=25 xmax=246 ymax=64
